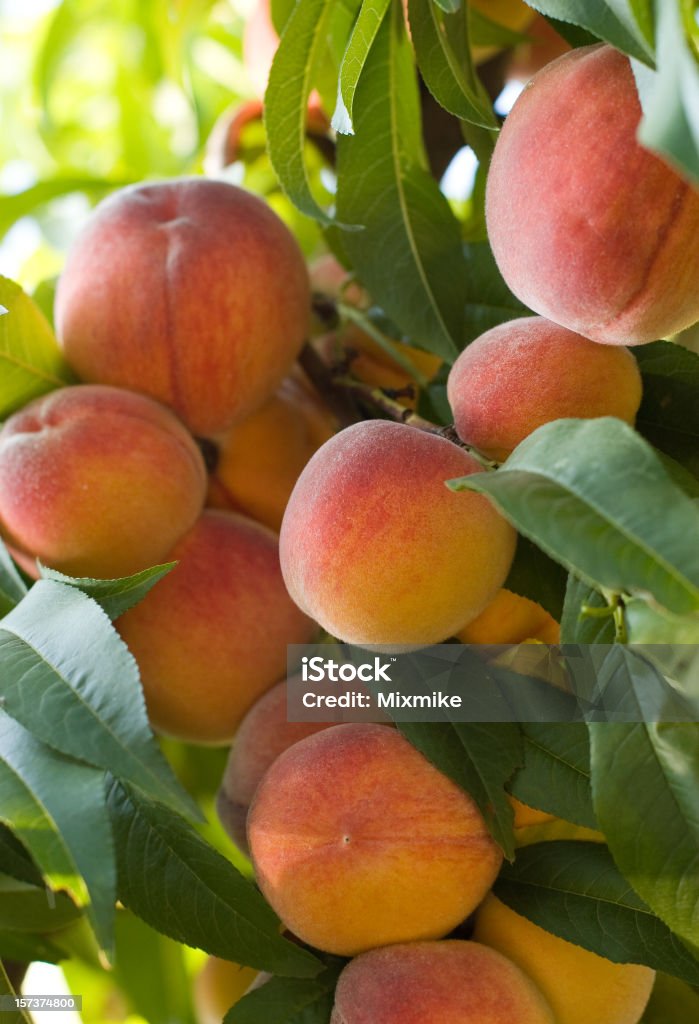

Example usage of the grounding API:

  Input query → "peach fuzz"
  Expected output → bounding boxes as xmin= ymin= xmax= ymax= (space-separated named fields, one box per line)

xmin=279 ymin=421 xmax=516 ymax=647
xmin=456 ymin=588 xmax=560 ymax=645
xmin=206 ymin=372 xmax=336 ymax=532
xmin=0 ymin=385 xmax=206 ymax=579
xmin=474 ymin=895 xmax=655 ymax=1024
xmin=447 ymin=317 xmax=643 ymax=461
xmin=330 ymin=940 xmax=554 ymax=1024
xmin=216 ymin=679 xmax=333 ymax=854
xmin=117 ymin=510 xmax=316 ymax=744
xmin=486 ymin=45 xmax=699 ymax=344
xmin=55 ymin=178 xmax=310 ymax=436
xmin=248 ymin=723 xmax=504 ymax=957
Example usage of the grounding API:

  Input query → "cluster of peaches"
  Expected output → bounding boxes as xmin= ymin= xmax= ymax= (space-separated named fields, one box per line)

xmin=1 ymin=34 xmax=698 ymax=1024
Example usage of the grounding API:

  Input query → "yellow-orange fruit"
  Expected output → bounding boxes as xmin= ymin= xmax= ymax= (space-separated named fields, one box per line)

xmin=55 ymin=178 xmax=310 ymax=436
xmin=487 ymin=46 xmax=699 ymax=344
xmin=447 ymin=317 xmax=643 ymax=461
xmin=330 ymin=940 xmax=555 ymax=1024
xmin=474 ymin=896 xmax=656 ymax=1024
xmin=117 ymin=511 xmax=316 ymax=744
xmin=248 ymin=723 xmax=504 ymax=956
xmin=0 ymin=385 xmax=206 ymax=579
xmin=216 ymin=678 xmax=333 ymax=853
xmin=193 ymin=957 xmax=258 ymax=1024
xmin=309 ymin=253 xmax=369 ymax=310
xmin=280 ymin=421 xmax=516 ymax=647
xmin=206 ymin=372 xmax=336 ymax=532
xmin=509 ymin=796 xmax=556 ymax=830
xmin=456 ymin=588 xmax=560 ymax=645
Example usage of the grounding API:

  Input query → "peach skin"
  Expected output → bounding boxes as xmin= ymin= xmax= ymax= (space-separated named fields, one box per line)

xmin=55 ymin=178 xmax=310 ymax=436
xmin=447 ymin=317 xmax=643 ymax=461
xmin=248 ymin=723 xmax=504 ymax=956
xmin=474 ymin=895 xmax=655 ymax=1024
xmin=279 ymin=420 xmax=516 ymax=647
xmin=487 ymin=45 xmax=699 ymax=344
xmin=117 ymin=510 xmax=316 ymax=744
xmin=0 ymin=384 xmax=206 ymax=579
xmin=330 ymin=940 xmax=555 ymax=1024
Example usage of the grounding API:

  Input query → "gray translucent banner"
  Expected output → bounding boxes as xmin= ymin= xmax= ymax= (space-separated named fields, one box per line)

xmin=287 ymin=644 xmax=699 ymax=723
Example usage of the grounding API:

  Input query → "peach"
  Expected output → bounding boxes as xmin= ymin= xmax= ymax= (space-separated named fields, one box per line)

xmin=279 ymin=421 xmax=517 ymax=647
xmin=193 ymin=957 xmax=258 ymax=1024
xmin=0 ymin=385 xmax=206 ymax=579
xmin=216 ymin=678 xmax=333 ymax=853
xmin=206 ymin=371 xmax=336 ymax=532
xmin=309 ymin=253 xmax=369 ymax=311
xmin=486 ymin=45 xmax=699 ymax=345
xmin=117 ymin=510 xmax=316 ymax=744
xmin=474 ymin=895 xmax=655 ymax=1024
xmin=456 ymin=588 xmax=560 ymax=645
xmin=55 ymin=178 xmax=310 ymax=436
xmin=447 ymin=317 xmax=643 ymax=461
xmin=330 ymin=940 xmax=555 ymax=1023
xmin=248 ymin=723 xmax=504 ymax=956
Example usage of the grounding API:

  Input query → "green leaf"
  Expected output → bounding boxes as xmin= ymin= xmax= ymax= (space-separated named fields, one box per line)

xmin=450 ymin=417 xmax=699 ymax=616
xmin=643 ymin=973 xmax=699 ymax=1023
xmin=0 ymin=959 xmax=31 ymax=1024
xmin=462 ymin=243 xmax=531 ymax=345
xmin=634 ymin=341 xmax=699 ymax=479
xmin=265 ymin=0 xmax=338 ymax=223
xmin=39 ymin=562 xmax=176 ymax=621
xmin=0 ymin=826 xmax=42 ymax=888
xmin=625 ymin=598 xmax=699 ymax=645
xmin=561 ymin=575 xmax=616 ymax=644
xmin=107 ymin=781 xmax=322 ymax=978
xmin=495 ymin=841 xmax=699 ymax=984
xmin=0 ymin=874 xmax=82 ymax=935
xmin=0 ymin=580 xmax=198 ymax=820
xmin=0 ymin=179 xmax=129 ymax=241
xmin=509 ymin=723 xmax=597 ymax=829
xmin=333 ymin=0 xmax=391 ymax=135
xmin=590 ymin=722 xmax=699 ymax=952
xmin=633 ymin=1 xmax=699 ymax=186
xmin=525 ymin=1 xmax=654 ymax=63
xmin=0 ymin=278 xmax=73 ymax=421
xmin=0 ymin=931 xmax=65 ymax=966
xmin=0 ymin=542 xmax=27 ymax=620
xmin=226 ymin=961 xmax=344 ymax=1024
xmin=335 ymin=5 xmax=466 ymax=362
xmin=504 ymin=536 xmax=567 ymax=622
xmin=408 ymin=0 xmax=498 ymax=129
xmin=432 ymin=0 xmax=460 ymax=14
xmin=468 ymin=6 xmax=531 ymax=48
xmin=396 ymin=721 xmax=522 ymax=860
xmin=0 ymin=713 xmax=114 ymax=951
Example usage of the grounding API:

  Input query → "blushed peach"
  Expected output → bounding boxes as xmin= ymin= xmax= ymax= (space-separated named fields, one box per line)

xmin=117 ymin=510 xmax=316 ymax=744
xmin=486 ymin=45 xmax=699 ymax=344
xmin=55 ymin=179 xmax=310 ymax=435
xmin=279 ymin=421 xmax=516 ymax=647
xmin=447 ymin=317 xmax=642 ymax=461
xmin=330 ymin=940 xmax=554 ymax=1023
xmin=248 ymin=724 xmax=504 ymax=956
xmin=0 ymin=385 xmax=206 ymax=579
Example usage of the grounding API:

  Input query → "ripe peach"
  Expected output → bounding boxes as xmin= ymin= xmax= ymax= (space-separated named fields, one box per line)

xmin=330 ymin=940 xmax=555 ymax=1023
xmin=248 ymin=723 xmax=504 ymax=956
xmin=55 ymin=178 xmax=310 ymax=436
xmin=474 ymin=895 xmax=655 ymax=1024
xmin=193 ymin=957 xmax=258 ymax=1024
xmin=117 ymin=510 xmax=316 ymax=744
xmin=0 ymin=385 xmax=206 ymax=579
xmin=309 ymin=253 xmax=369 ymax=311
xmin=206 ymin=371 xmax=336 ymax=532
xmin=456 ymin=588 xmax=560 ymax=645
xmin=486 ymin=45 xmax=699 ymax=344
xmin=447 ymin=317 xmax=643 ymax=461
xmin=279 ymin=421 xmax=516 ymax=647
xmin=216 ymin=678 xmax=333 ymax=853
